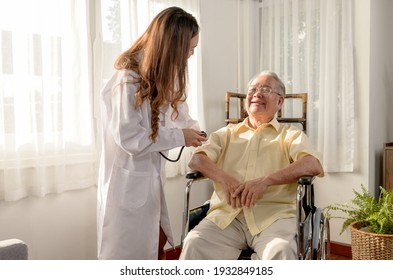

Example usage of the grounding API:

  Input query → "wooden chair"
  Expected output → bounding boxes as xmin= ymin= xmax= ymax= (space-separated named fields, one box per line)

xmin=225 ymin=91 xmax=308 ymax=133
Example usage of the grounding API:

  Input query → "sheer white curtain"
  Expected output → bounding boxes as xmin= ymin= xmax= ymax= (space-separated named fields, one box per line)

xmin=96 ymin=0 xmax=202 ymax=178
xmin=236 ymin=0 xmax=260 ymax=91
xmin=238 ymin=0 xmax=354 ymax=172
xmin=0 ymin=0 xmax=97 ymax=201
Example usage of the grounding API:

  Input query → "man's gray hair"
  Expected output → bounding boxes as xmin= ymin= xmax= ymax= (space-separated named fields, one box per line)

xmin=247 ymin=70 xmax=286 ymax=96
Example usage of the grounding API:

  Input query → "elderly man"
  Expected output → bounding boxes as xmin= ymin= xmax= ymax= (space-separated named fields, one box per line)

xmin=180 ymin=70 xmax=324 ymax=260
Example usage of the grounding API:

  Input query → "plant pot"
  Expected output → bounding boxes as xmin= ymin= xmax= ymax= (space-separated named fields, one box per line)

xmin=350 ymin=221 xmax=393 ymax=259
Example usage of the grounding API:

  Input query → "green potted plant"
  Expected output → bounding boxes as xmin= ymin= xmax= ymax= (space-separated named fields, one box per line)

xmin=324 ymin=185 xmax=393 ymax=259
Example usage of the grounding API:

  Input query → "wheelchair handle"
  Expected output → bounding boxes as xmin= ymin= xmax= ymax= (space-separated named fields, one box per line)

xmin=186 ymin=170 xmax=203 ymax=180
xmin=298 ymin=176 xmax=314 ymax=185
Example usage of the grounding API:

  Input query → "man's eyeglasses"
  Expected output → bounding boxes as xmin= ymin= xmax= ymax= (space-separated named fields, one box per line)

xmin=247 ymin=86 xmax=282 ymax=97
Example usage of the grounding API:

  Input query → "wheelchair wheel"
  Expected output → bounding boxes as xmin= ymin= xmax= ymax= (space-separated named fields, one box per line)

xmin=311 ymin=209 xmax=331 ymax=260
xmin=311 ymin=208 xmax=321 ymax=259
xmin=320 ymin=215 xmax=330 ymax=260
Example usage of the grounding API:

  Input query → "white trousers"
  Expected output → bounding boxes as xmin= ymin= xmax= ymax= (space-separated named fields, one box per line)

xmin=180 ymin=212 xmax=297 ymax=260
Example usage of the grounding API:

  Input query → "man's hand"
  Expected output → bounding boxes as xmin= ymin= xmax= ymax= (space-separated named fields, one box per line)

xmin=219 ymin=175 xmax=243 ymax=208
xmin=233 ymin=178 xmax=269 ymax=208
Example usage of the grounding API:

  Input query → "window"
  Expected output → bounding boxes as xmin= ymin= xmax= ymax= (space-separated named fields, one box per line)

xmin=0 ymin=0 xmax=95 ymax=201
xmin=0 ymin=0 xmax=201 ymax=201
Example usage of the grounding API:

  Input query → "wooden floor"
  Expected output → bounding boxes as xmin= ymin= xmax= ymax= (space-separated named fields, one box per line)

xmin=166 ymin=243 xmax=352 ymax=260
xmin=328 ymin=253 xmax=351 ymax=260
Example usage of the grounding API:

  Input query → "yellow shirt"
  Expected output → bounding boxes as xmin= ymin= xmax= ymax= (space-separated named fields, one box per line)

xmin=194 ymin=118 xmax=323 ymax=236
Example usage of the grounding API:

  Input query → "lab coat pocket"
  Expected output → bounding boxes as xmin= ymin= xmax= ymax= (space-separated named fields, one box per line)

xmin=111 ymin=167 xmax=151 ymax=210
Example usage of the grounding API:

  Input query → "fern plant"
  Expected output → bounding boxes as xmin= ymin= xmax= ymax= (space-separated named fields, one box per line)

xmin=324 ymin=185 xmax=393 ymax=235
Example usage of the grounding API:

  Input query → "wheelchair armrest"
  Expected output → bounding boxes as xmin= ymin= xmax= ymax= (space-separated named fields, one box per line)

xmin=186 ymin=170 xmax=204 ymax=180
xmin=187 ymin=173 xmax=314 ymax=184
xmin=298 ymin=176 xmax=314 ymax=185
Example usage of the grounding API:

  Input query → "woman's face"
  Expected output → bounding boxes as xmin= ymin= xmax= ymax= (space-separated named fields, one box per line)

xmin=188 ymin=34 xmax=199 ymax=58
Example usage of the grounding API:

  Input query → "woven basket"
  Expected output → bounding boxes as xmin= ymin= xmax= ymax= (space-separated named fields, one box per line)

xmin=350 ymin=221 xmax=393 ymax=260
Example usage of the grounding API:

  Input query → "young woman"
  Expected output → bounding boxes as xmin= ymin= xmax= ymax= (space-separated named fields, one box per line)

xmin=97 ymin=6 xmax=206 ymax=260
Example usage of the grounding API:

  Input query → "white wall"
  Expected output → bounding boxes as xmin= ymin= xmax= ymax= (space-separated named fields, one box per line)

xmin=0 ymin=187 xmax=96 ymax=259
xmin=1 ymin=0 xmax=393 ymax=259
xmin=198 ymin=0 xmax=240 ymax=134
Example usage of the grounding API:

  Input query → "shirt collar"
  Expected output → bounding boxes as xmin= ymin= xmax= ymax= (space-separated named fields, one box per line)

xmin=234 ymin=117 xmax=280 ymax=134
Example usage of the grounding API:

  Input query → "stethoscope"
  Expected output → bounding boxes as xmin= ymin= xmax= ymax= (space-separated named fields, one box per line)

xmin=159 ymin=131 xmax=207 ymax=162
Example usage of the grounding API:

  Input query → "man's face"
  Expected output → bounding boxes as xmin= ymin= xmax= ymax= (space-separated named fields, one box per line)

xmin=245 ymin=75 xmax=284 ymax=121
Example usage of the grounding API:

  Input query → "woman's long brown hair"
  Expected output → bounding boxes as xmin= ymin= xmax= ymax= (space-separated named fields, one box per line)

xmin=114 ymin=7 xmax=199 ymax=142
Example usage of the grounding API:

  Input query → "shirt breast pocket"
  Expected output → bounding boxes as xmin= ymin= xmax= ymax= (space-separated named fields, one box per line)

xmin=110 ymin=166 xmax=151 ymax=210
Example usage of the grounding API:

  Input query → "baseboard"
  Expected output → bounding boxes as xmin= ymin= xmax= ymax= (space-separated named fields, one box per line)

xmin=330 ymin=241 xmax=352 ymax=258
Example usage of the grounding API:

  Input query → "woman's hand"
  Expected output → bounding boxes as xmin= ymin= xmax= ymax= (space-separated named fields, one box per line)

xmin=182 ymin=129 xmax=207 ymax=147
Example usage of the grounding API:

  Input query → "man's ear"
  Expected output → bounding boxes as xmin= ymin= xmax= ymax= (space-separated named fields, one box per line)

xmin=277 ymin=96 xmax=285 ymax=109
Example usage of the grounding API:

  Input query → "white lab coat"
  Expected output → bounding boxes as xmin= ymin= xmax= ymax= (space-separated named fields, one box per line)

xmin=97 ymin=70 xmax=199 ymax=259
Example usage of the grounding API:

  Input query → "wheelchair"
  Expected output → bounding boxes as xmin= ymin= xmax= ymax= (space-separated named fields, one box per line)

xmin=180 ymin=171 xmax=330 ymax=260
xmin=179 ymin=92 xmax=330 ymax=260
